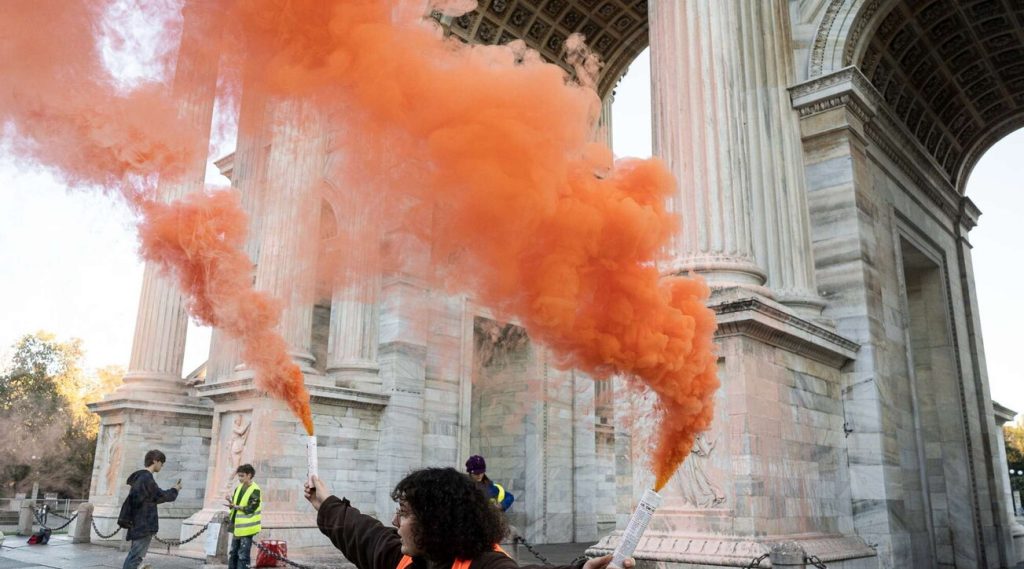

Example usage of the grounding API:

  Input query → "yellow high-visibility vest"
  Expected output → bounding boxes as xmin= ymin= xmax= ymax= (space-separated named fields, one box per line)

xmin=231 ymin=482 xmax=262 ymax=537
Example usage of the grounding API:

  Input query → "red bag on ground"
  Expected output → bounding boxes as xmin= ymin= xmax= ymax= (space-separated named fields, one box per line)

xmin=255 ymin=539 xmax=287 ymax=568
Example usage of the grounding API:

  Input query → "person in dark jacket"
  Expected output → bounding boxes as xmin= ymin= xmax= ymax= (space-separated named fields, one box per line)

xmin=303 ymin=467 xmax=633 ymax=569
xmin=465 ymin=455 xmax=514 ymax=512
xmin=122 ymin=449 xmax=181 ymax=569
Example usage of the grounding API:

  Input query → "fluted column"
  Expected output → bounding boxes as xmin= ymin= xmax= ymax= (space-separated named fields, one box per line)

xmin=122 ymin=1 xmax=220 ymax=393
xmin=253 ymin=99 xmax=326 ymax=369
xmin=650 ymin=0 xmax=767 ymax=291
xmin=325 ymin=207 xmax=382 ymax=390
xmin=206 ymin=88 xmax=275 ymax=382
xmin=738 ymin=0 xmax=824 ymax=315
xmin=595 ymin=93 xmax=614 ymax=148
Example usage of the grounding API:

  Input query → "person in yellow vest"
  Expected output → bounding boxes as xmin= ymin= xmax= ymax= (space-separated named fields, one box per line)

xmin=225 ymin=464 xmax=262 ymax=569
xmin=303 ymin=467 xmax=634 ymax=569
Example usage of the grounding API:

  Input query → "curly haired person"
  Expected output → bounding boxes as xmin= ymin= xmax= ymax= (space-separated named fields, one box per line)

xmin=304 ymin=467 xmax=634 ymax=569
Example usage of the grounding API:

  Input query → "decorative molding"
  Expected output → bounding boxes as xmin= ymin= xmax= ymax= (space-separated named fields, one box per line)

xmin=589 ymin=533 xmax=876 ymax=566
xmin=195 ymin=375 xmax=389 ymax=409
xmin=88 ymin=395 xmax=213 ymax=418
xmin=791 ymin=67 xmax=964 ymax=225
xmin=710 ymin=297 xmax=859 ymax=368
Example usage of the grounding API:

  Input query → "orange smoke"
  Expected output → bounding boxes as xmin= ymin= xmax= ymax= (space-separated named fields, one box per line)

xmin=2 ymin=0 xmax=718 ymax=482
xmin=137 ymin=191 xmax=314 ymax=435
xmin=1 ymin=0 xmax=314 ymax=434
xmin=233 ymin=0 xmax=719 ymax=485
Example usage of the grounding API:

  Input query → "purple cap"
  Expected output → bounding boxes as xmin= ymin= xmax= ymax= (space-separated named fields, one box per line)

xmin=465 ymin=455 xmax=486 ymax=474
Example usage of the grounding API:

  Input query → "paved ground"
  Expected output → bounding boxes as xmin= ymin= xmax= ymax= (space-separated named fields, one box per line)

xmin=29 ymin=535 xmax=1024 ymax=569
xmin=0 ymin=533 xmax=592 ymax=569
xmin=0 ymin=534 xmax=202 ymax=569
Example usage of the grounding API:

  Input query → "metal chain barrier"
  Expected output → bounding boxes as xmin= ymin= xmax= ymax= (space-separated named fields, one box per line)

xmin=746 ymin=552 xmax=769 ymax=568
xmin=253 ymin=540 xmax=334 ymax=569
xmin=91 ymin=518 xmax=123 ymax=539
xmin=512 ymin=535 xmax=552 ymax=566
xmin=806 ymin=554 xmax=828 ymax=569
xmin=33 ymin=509 xmax=78 ymax=531
xmin=153 ymin=522 xmax=210 ymax=547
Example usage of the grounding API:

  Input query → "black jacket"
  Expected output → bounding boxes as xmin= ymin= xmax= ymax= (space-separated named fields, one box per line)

xmin=316 ymin=495 xmax=585 ymax=569
xmin=124 ymin=469 xmax=178 ymax=540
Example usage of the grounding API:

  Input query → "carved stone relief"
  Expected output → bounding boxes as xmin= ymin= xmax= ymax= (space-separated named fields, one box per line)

xmin=99 ymin=423 xmax=123 ymax=495
xmin=218 ymin=412 xmax=252 ymax=496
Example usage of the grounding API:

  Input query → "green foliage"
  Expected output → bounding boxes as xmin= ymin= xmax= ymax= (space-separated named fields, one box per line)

xmin=1004 ymin=419 xmax=1024 ymax=494
xmin=0 ymin=332 xmax=119 ymax=498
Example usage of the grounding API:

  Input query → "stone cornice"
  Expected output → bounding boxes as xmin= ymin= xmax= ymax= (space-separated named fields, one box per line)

xmin=791 ymin=67 xmax=963 ymax=227
xmin=711 ymin=297 xmax=859 ymax=368
xmin=195 ymin=376 xmax=389 ymax=409
xmin=993 ymin=400 xmax=1018 ymax=425
xmin=87 ymin=395 xmax=213 ymax=418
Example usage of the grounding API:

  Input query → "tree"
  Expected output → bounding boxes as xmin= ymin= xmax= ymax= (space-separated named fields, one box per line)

xmin=0 ymin=332 xmax=121 ymax=497
xmin=1005 ymin=418 xmax=1024 ymax=494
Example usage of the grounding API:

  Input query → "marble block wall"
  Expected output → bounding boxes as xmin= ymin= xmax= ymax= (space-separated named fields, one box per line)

xmin=796 ymin=72 xmax=1011 ymax=568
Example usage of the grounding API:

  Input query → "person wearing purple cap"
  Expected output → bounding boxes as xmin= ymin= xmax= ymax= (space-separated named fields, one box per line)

xmin=465 ymin=455 xmax=514 ymax=512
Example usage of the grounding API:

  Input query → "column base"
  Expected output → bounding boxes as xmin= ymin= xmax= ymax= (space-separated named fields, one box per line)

xmin=120 ymin=371 xmax=192 ymax=396
xmin=775 ymin=289 xmax=828 ymax=319
xmin=665 ymin=256 xmax=772 ymax=299
xmin=327 ymin=361 xmax=381 ymax=392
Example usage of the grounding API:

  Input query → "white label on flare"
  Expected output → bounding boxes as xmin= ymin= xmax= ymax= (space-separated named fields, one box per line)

xmin=307 ymin=435 xmax=318 ymax=479
xmin=610 ymin=489 xmax=662 ymax=569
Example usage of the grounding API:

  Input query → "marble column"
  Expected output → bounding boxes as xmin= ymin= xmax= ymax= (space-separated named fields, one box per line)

xmin=121 ymin=0 xmax=220 ymax=393
xmin=326 ymin=284 xmax=381 ymax=390
xmin=651 ymin=1 xmax=823 ymax=314
xmin=253 ymin=98 xmax=327 ymax=369
xmin=206 ymin=88 xmax=275 ymax=382
xmin=650 ymin=0 xmax=766 ymax=292
xmin=735 ymin=0 xmax=823 ymax=315
xmin=325 ymin=182 xmax=382 ymax=390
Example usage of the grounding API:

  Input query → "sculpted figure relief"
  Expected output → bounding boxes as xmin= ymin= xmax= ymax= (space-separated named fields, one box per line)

xmin=221 ymin=413 xmax=252 ymax=494
xmin=675 ymin=432 xmax=726 ymax=508
xmin=100 ymin=424 xmax=123 ymax=495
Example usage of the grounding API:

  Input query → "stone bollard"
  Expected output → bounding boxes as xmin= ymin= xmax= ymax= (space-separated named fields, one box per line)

xmin=18 ymin=500 xmax=35 ymax=536
xmin=204 ymin=511 xmax=231 ymax=566
xmin=72 ymin=503 xmax=94 ymax=544
xmin=770 ymin=541 xmax=807 ymax=569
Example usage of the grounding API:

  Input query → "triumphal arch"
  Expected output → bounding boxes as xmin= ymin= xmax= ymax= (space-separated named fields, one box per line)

xmin=87 ymin=1 xmax=1024 ymax=567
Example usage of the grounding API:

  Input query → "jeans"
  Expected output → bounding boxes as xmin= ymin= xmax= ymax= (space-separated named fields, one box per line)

xmin=228 ymin=535 xmax=254 ymax=569
xmin=121 ymin=534 xmax=153 ymax=569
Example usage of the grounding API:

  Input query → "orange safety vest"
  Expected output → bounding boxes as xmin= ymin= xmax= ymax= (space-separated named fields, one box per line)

xmin=396 ymin=544 xmax=509 ymax=569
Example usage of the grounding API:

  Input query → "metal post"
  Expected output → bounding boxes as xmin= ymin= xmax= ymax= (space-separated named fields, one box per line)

xmin=770 ymin=541 xmax=808 ymax=568
xmin=204 ymin=511 xmax=231 ymax=565
xmin=18 ymin=499 xmax=35 ymax=536
xmin=72 ymin=503 xmax=93 ymax=543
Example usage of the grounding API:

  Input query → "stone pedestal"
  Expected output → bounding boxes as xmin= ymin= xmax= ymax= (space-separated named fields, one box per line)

xmin=86 ymin=399 xmax=213 ymax=546
xmin=591 ymin=293 xmax=875 ymax=568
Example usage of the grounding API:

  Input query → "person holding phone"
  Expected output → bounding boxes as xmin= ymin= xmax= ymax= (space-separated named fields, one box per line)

xmin=121 ymin=449 xmax=181 ymax=569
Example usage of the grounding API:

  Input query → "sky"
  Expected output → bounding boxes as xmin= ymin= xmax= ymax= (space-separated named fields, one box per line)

xmin=1 ymin=45 xmax=1021 ymax=416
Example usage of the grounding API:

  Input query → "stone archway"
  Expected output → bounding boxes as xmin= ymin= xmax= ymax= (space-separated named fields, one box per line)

xmin=809 ymin=0 xmax=1024 ymax=192
xmin=436 ymin=0 xmax=650 ymax=99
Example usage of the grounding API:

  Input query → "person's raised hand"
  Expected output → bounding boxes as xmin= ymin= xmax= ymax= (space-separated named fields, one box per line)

xmin=173 ymin=480 xmax=183 ymax=491
xmin=582 ymin=555 xmax=634 ymax=569
xmin=304 ymin=475 xmax=329 ymax=511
